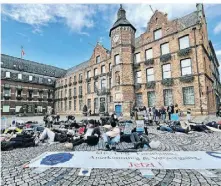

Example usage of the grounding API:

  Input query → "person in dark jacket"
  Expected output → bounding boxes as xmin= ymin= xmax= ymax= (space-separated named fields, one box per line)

xmin=160 ymin=106 xmax=166 ymax=122
xmin=71 ymin=120 xmax=101 ymax=147
xmin=167 ymin=104 xmax=174 ymax=120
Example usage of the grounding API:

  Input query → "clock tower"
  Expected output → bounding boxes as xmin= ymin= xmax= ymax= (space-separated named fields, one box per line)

xmin=109 ymin=4 xmax=136 ymax=117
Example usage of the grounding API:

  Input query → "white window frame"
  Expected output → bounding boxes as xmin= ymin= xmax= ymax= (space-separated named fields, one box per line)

xmin=87 ymin=71 xmax=91 ymax=78
xmin=18 ymin=73 xmax=22 ymax=80
xmin=101 ymin=79 xmax=106 ymax=89
xmin=6 ymin=72 xmax=10 ymax=78
xmin=183 ymin=86 xmax=195 ymax=105
xmin=162 ymin=64 xmax=171 ymax=79
xmin=146 ymin=68 xmax=154 ymax=82
xmin=48 ymin=78 xmax=51 ymax=83
xmin=94 ymin=68 xmax=98 ymax=76
xmin=101 ymin=65 xmax=106 ymax=74
xmin=115 ymin=54 xmax=120 ymax=65
xmin=96 ymin=56 xmax=100 ymax=64
xmin=154 ymin=29 xmax=162 ymax=40
xmin=161 ymin=43 xmax=170 ymax=55
xmin=147 ymin=92 xmax=156 ymax=107
xmin=181 ymin=58 xmax=192 ymax=76
xmin=145 ymin=48 xmax=153 ymax=60
xmin=3 ymin=105 xmax=10 ymax=113
xmin=136 ymin=71 xmax=142 ymax=84
xmin=134 ymin=53 xmax=141 ymax=63
xmin=164 ymin=89 xmax=173 ymax=106
xmin=29 ymin=75 xmax=33 ymax=81
xmin=179 ymin=35 xmax=190 ymax=50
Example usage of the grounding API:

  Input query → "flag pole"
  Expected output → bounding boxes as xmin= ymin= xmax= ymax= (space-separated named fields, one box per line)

xmin=21 ymin=46 xmax=23 ymax=59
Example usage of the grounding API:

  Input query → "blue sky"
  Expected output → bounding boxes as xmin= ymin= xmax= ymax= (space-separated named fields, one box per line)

xmin=1 ymin=4 xmax=221 ymax=70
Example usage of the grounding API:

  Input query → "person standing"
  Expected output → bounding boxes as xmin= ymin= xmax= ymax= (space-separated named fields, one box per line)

xmin=167 ymin=104 xmax=174 ymax=121
xmin=152 ymin=106 xmax=156 ymax=122
xmin=174 ymin=104 xmax=179 ymax=114
xmin=160 ymin=106 xmax=166 ymax=123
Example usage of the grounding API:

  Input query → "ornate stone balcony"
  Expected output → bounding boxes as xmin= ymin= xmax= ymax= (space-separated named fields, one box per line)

xmin=134 ymin=63 xmax=141 ymax=68
xmin=4 ymin=94 xmax=11 ymax=100
xmin=73 ymin=81 xmax=77 ymax=85
xmin=38 ymin=97 xmax=43 ymax=101
xmin=64 ymin=84 xmax=68 ymax=88
xmin=16 ymin=95 xmax=23 ymax=100
xmin=78 ymin=94 xmax=83 ymax=98
xmin=160 ymin=53 xmax=172 ymax=63
xmin=69 ymin=82 xmax=72 ymax=86
xmin=94 ymin=75 xmax=99 ymax=80
xmin=86 ymin=77 xmax=91 ymax=82
xmin=161 ymin=78 xmax=174 ymax=86
xmin=146 ymin=81 xmax=156 ymax=89
xmin=73 ymin=95 xmax=77 ymax=99
xmin=47 ymin=98 xmax=53 ymax=102
xmin=78 ymin=79 xmax=82 ymax=83
xmin=179 ymin=75 xmax=194 ymax=83
xmin=144 ymin=58 xmax=154 ymax=66
xmin=177 ymin=47 xmax=192 ymax=57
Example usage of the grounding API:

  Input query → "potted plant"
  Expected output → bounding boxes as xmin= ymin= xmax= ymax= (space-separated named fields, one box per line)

xmin=83 ymin=105 xmax=88 ymax=116
xmin=99 ymin=103 xmax=105 ymax=116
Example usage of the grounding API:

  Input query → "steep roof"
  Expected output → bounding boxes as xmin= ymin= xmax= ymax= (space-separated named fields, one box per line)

xmin=1 ymin=54 xmax=66 ymax=78
xmin=65 ymin=60 xmax=90 ymax=76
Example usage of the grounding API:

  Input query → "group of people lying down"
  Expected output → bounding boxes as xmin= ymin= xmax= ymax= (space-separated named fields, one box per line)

xmin=157 ymin=121 xmax=221 ymax=133
xmin=40 ymin=119 xmax=151 ymax=150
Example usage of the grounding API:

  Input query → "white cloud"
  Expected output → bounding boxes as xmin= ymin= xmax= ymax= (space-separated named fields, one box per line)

xmin=1 ymin=4 xmax=96 ymax=35
xmin=214 ymin=22 xmax=221 ymax=34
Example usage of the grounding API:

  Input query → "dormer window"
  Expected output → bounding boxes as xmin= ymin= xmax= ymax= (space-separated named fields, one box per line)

xmin=154 ymin=29 xmax=162 ymax=40
xmin=96 ymin=56 xmax=100 ymax=64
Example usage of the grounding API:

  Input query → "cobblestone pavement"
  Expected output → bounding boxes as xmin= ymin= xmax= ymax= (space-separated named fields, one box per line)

xmin=2 ymin=115 xmax=221 ymax=186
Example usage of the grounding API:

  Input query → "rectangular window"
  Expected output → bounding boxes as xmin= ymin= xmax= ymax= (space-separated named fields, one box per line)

xmin=17 ymin=89 xmax=22 ymax=96
xmin=109 ymin=78 xmax=112 ymax=88
xmin=61 ymin=90 xmax=63 ymax=98
xmin=101 ymin=79 xmax=106 ymax=89
xmin=162 ymin=64 xmax=171 ymax=79
xmin=181 ymin=59 xmax=192 ymax=76
xmin=161 ymin=43 xmax=169 ymax=55
xmin=74 ymin=99 xmax=76 ymax=111
xmin=65 ymin=100 xmax=67 ymax=111
xmin=3 ymin=106 xmax=10 ymax=113
xmin=164 ymin=89 xmax=173 ymax=106
xmin=96 ymin=56 xmax=100 ymax=64
xmin=69 ymin=89 xmax=71 ymax=97
xmin=79 ymin=74 xmax=82 ymax=81
xmin=39 ymin=77 xmax=43 ymax=84
xmin=94 ymin=98 xmax=98 ymax=109
xmin=87 ymin=99 xmax=91 ymax=110
xmin=74 ymin=76 xmax=76 ymax=82
xmin=87 ymin=82 xmax=91 ymax=94
xmin=69 ymin=101 xmax=72 ymax=110
xmin=4 ymin=88 xmax=10 ymax=96
xmin=134 ymin=53 xmax=141 ymax=63
xmin=74 ymin=87 xmax=76 ymax=96
xmin=18 ymin=74 xmax=22 ymax=80
xmin=136 ymin=93 xmax=143 ymax=107
xmin=65 ymin=89 xmax=67 ymax=97
xmin=65 ymin=79 xmax=67 ymax=85
xmin=79 ymin=86 xmax=82 ymax=95
xmin=87 ymin=71 xmax=91 ymax=78
xmin=183 ymin=87 xmax=195 ymax=105
xmin=29 ymin=76 xmax=33 ymax=81
xmin=94 ymin=68 xmax=98 ymax=76
xmin=154 ymin=29 xmax=162 ymax=40
xmin=146 ymin=68 xmax=154 ymax=82
xmin=136 ymin=71 xmax=142 ymax=83
xmin=6 ymin=72 xmax=10 ymax=78
xmin=101 ymin=65 xmax=106 ymax=74
xmin=179 ymin=35 xmax=190 ymax=50
xmin=145 ymin=48 xmax=153 ymax=60
xmin=16 ymin=106 xmax=22 ymax=113
xmin=79 ymin=99 xmax=83 ymax=110
xmin=115 ymin=54 xmax=120 ymax=65
xmin=147 ymin=92 xmax=156 ymax=107
xmin=69 ymin=77 xmax=72 ymax=83
xmin=94 ymin=81 xmax=98 ymax=92
xmin=109 ymin=63 xmax=112 ymax=71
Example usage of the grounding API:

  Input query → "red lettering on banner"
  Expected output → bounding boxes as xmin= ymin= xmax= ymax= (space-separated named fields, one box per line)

xmin=129 ymin=162 xmax=155 ymax=168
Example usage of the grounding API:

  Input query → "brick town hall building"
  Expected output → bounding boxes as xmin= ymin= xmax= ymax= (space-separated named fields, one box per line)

xmin=1 ymin=4 xmax=221 ymax=116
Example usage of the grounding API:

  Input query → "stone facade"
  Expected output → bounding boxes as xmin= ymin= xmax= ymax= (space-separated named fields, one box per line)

xmin=1 ymin=54 xmax=66 ymax=115
xmin=54 ymin=4 xmax=220 ymax=116
xmin=2 ymin=4 xmax=220 ymax=117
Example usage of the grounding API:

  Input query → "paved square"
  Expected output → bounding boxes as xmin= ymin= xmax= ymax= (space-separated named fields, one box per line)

xmin=1 ymin=116 xmax=221 ymax=186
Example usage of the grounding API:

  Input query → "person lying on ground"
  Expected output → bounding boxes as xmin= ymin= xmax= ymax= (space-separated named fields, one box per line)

xmin=120 ymin=126 xmax=150 ymax=149
xmin=157 ymin=123 xmax=189 ymax=134
xmin=103 ymin=120 xmax=120 ymax=150
xmin=205 ymin=121 xmax=221 ymax=129
xmin=67 ymin=115 xmax=75 ymax=122
xmin=186 ymin=121 xmax=218 ymax=132
xmin=70 ymin=120 xmax=101 ymax=148
xmin=1 ymin=130 xmax=38 ymax=151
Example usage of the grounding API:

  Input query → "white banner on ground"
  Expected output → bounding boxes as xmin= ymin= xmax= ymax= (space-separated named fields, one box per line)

xmin=28 ymin=151 xmax=221 ymax=170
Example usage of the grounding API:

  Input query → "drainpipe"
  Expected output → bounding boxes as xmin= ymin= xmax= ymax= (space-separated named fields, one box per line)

xmin=193 ymin=27 xmax=203 ymax=115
